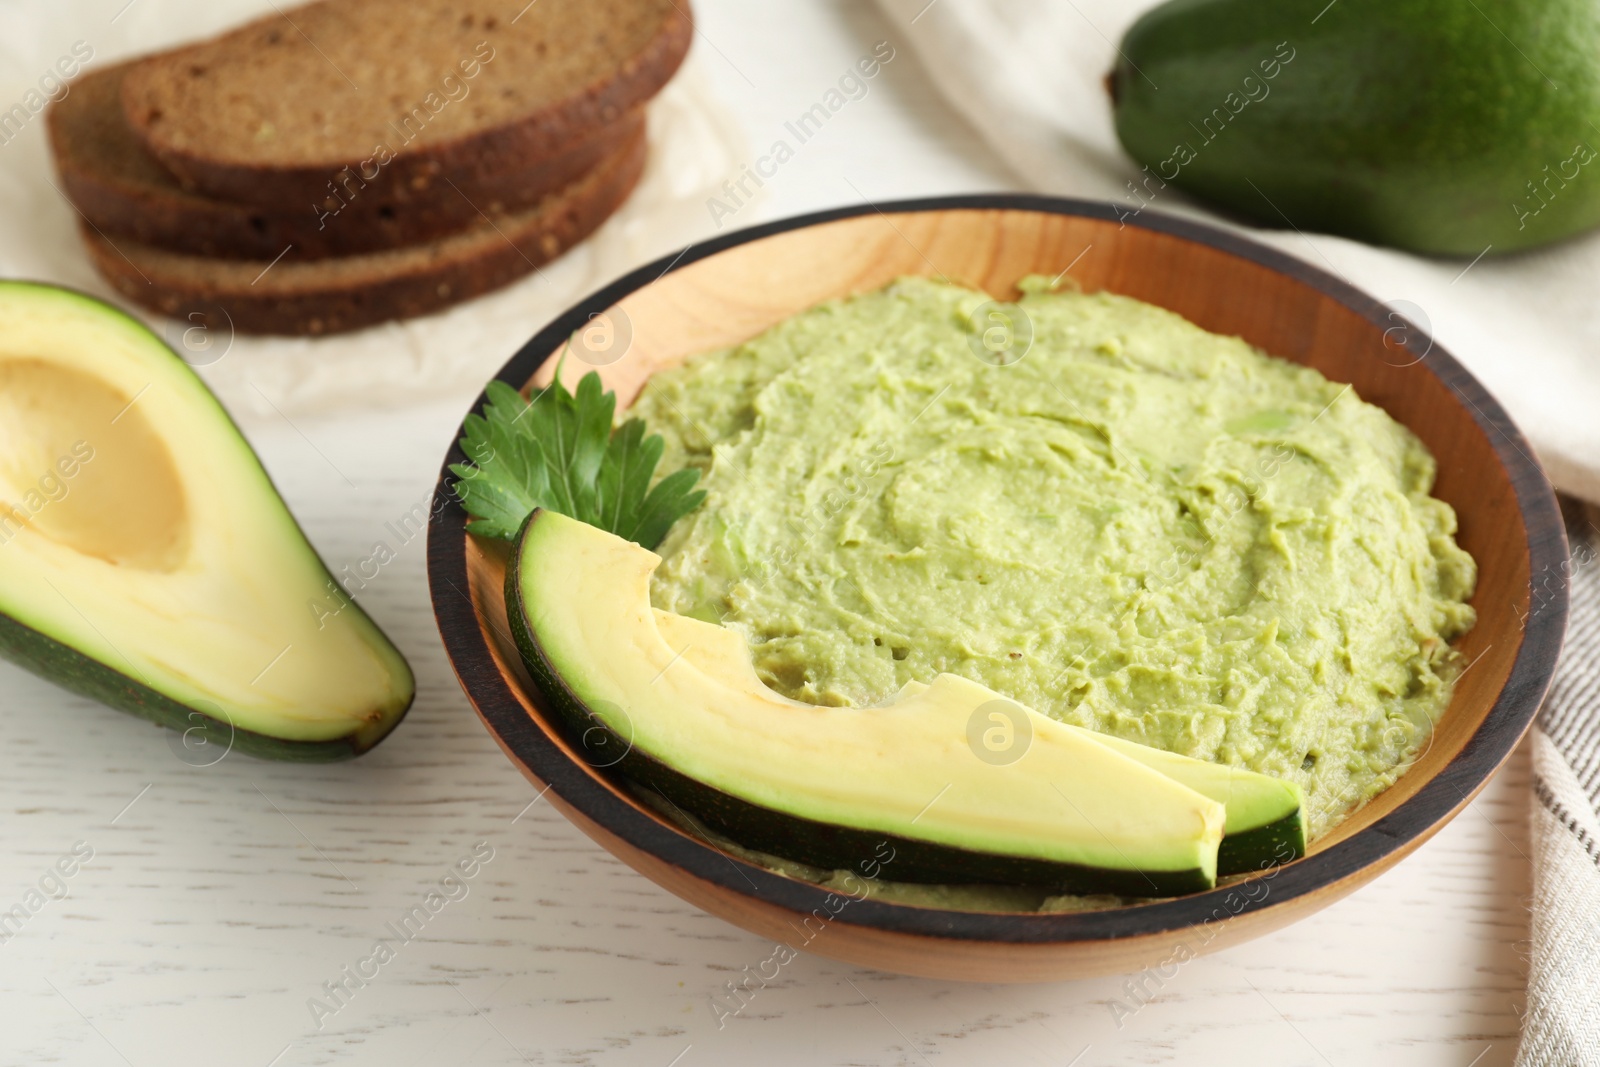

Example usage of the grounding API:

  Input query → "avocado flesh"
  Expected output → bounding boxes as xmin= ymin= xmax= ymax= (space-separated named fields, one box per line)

xmin=1112 ymin=0 xmax=1600 ymax=255
xmin=510 ymin=509 xmax=1227 ymax=895
xmin=1071 ymin=729 xmax=1304 ymax=875
xmin=0 ymin=282 xmax=413 ymax=759
xmin=664 ymin=622 xmax=1305 ymax=878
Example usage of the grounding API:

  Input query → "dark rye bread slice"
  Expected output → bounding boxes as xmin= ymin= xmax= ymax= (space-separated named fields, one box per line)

xmin=120 ymin=0 xmax=690 ymax=211
xmin=51 ymin=60 xmax=645 ymax=260
xmin=82 ymin=128 xmax=645 ymax=336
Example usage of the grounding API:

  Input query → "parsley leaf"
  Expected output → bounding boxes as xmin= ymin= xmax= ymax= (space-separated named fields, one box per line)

xmin=450 ymin=362 xmax=706 ymax=547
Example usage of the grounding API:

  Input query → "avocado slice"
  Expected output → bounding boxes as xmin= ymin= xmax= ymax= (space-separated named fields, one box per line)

xmin=0 ymin=282 xmax=413 ymax=760
xmin=1111 ymin=0 xmax=1600 ymax=255
xmin=509 ymin=509 xmax=1227 ymax=896
xmin=1063 ymin=727 xmax=1304 ymax=876
xmin=663 ymin=622 xmax=1305 ymax=878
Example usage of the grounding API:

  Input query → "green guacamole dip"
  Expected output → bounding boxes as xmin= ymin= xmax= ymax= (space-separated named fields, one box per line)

xmin=631 ymin=276 xmax=1476 ymax=841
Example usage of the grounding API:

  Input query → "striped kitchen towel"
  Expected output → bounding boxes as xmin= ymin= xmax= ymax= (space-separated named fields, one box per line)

xmin=1518 ymin=500 xmax=1600 ymax=1067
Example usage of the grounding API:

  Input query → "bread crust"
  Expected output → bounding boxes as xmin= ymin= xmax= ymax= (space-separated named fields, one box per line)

xmin=52 ymin=62 xmax=644 ymax=261
xmin=83 ymin=129 xmax=647 ymax=336
xmin=118 ymin=0 xmax=690 ymax=211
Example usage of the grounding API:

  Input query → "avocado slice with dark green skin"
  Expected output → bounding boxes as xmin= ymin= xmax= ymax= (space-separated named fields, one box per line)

xmin=660 ymin=615 xmax=1304 ymax=877
xmin=1110 ymin=0 xmax=1600 ymax=255
xmin=1062 ymin=723 xmax=1305 ymax=875
xmin=0 ymin=282 xmax=413 ymax=761
xmin=508 ymin=508 xmax=1230 ymax=897
xmin=865 ymin=677 xmax=1306 ymax=878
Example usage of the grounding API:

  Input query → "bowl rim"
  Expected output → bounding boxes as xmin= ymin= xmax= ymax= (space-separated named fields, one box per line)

xmin=426 ymin=193 xmax=1569 ymax=945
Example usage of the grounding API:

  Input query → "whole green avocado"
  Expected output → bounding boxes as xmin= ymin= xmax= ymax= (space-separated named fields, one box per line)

xmin=1110 ymin=0 xmax=1600 ymax=255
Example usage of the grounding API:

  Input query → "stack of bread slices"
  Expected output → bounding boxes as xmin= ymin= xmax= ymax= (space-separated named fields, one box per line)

xmin=47 ymin=0 xmax=691 ymax=336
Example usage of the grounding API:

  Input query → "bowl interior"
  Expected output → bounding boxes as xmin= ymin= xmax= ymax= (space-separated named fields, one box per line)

xmin=460 ymin=205 xmax=1534 ymax=903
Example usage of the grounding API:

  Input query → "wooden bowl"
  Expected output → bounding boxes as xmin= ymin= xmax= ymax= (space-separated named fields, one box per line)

xmin=426 ymin=197 xmax=1568 ymax=982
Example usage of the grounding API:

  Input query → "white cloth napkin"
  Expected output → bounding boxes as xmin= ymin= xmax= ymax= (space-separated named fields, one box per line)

xmin=878 ymin=0 xmax=1600 ymax=505
xmin=0 ymin=0 xmax=748 ymax=423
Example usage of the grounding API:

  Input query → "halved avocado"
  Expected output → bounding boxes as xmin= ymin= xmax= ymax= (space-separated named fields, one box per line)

xmin=660 ymin=621 xmax=1305 ymax=877
xmin=509 ymin=509 xmax=1228 ymax=896
xmin=0 ymin=282 xmax=412 ymax=760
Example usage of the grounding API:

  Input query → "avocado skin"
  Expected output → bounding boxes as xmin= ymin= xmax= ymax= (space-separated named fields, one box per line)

xmin=0 ymin=608 xmax=403 ymax=762
xmin=505 ymin=511 xmax=1212 ymax=898
xmin=1216 ymin=809 xmax=1305 ymax=878
xmin=1112 ymin=0 xmax=1600 ymax=255
xmin=0 ymin=282 xmax=413 ymax=762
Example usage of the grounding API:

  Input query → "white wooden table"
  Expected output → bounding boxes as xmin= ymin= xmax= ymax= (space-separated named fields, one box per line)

xmin=0 ymin=3 xmax=1532 ymax=1064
